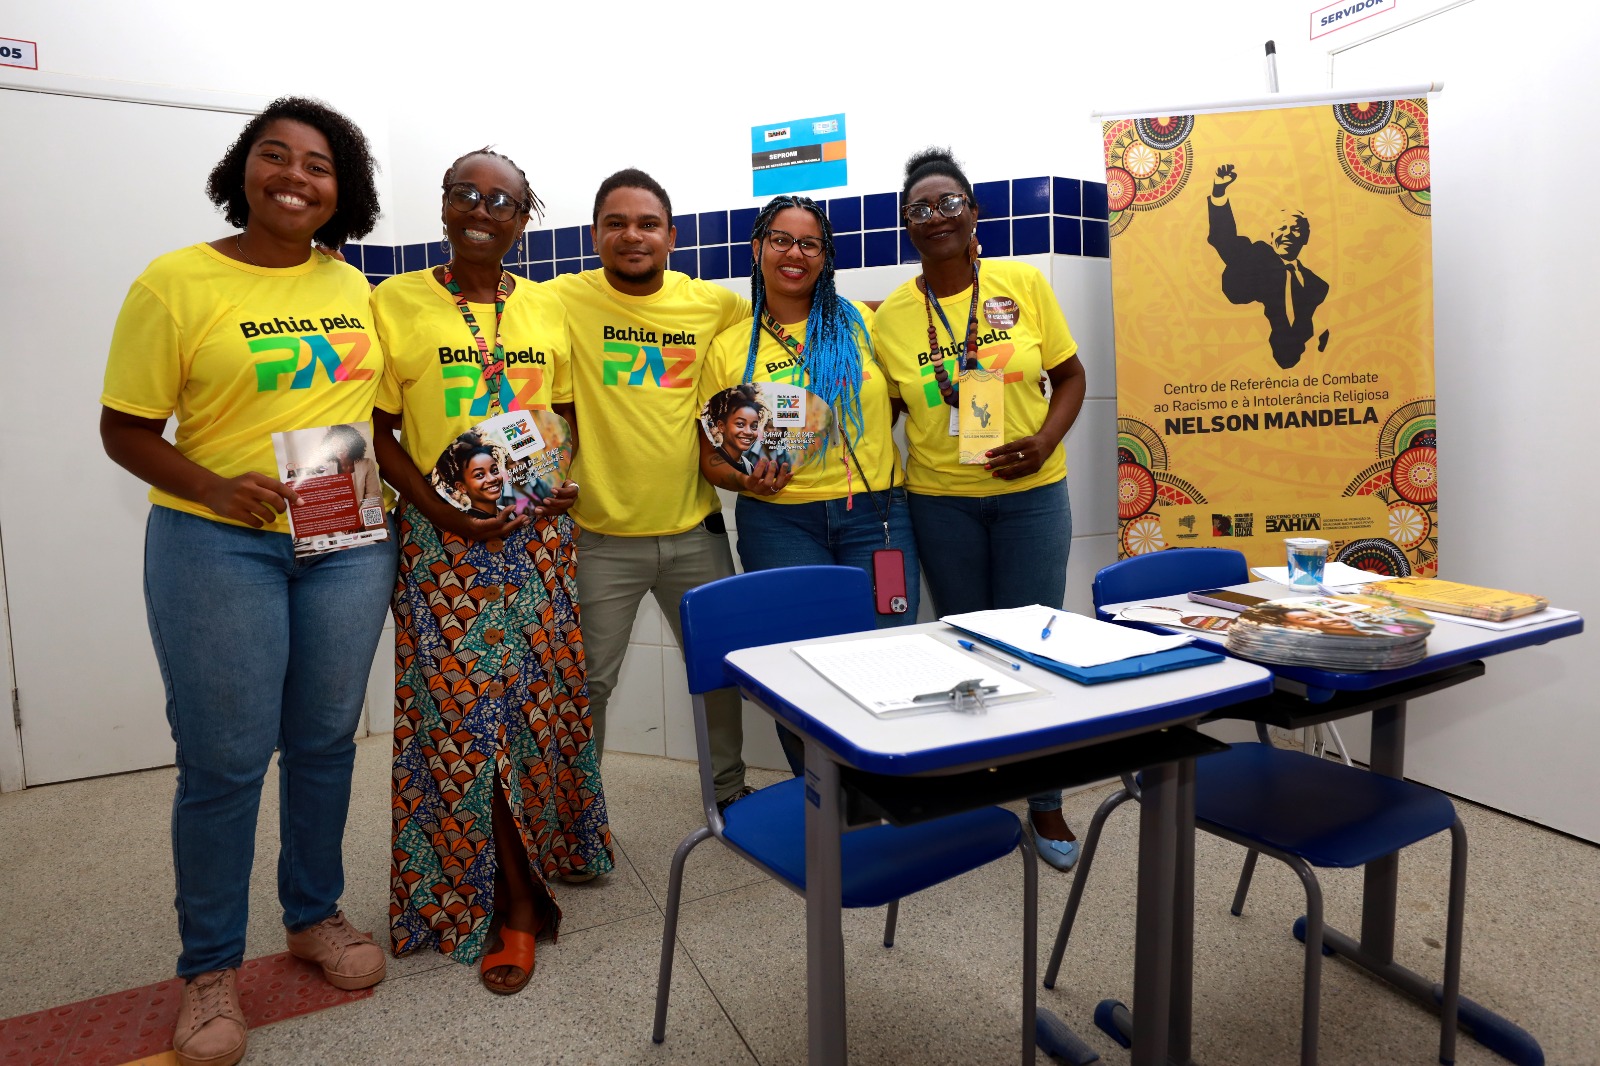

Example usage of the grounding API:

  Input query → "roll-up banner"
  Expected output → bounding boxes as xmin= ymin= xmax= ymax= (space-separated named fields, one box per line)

xmin=1105 ymin=91 xmax=1437 ymax=578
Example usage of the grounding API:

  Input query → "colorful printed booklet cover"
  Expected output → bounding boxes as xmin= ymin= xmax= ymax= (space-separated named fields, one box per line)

xmin=698 ymin=383 xmax=833 ymax=476
xmin=271 ymin=421 xmax=388 ymax=557
xmin=428 ymin=409 xmax=573 ymax=519
xmin=1348 ymin=577 xmax=1549 ymax=622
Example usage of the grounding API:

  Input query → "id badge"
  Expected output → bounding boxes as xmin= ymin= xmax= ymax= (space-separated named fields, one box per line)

xmin=957 ymin=367 xmax=1004 ymax=464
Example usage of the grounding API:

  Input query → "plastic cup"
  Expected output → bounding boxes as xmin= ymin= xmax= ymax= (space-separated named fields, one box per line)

xmin=1285 ymin=537 xmax=1330 ymax=587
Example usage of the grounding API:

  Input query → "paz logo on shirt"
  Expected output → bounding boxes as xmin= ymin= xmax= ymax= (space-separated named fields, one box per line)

xmin=245 ymin=314 xmax=374 ymax=391
xmin=915 ymin=342 xmax=1019 ymax=406
xmin=441 ymin=366 xmax=547 ymax=417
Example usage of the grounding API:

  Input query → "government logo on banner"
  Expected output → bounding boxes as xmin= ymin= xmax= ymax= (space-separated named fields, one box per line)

xmin=1107 ymin=99 xmax=1437 ymax=578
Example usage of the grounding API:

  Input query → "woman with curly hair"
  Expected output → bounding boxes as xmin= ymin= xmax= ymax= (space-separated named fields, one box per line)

xmin=100 ymin=96 xmax=392 ymax=1066
xmin=705 ymin=383 xmax=767 ymax=474
xmin=372 ymin=147 xmax=611 ymax=996
xmin=872 ymin=147 xmax=1087 ymax=871
xmin=699 ymin=194 xmax=920 ymax=774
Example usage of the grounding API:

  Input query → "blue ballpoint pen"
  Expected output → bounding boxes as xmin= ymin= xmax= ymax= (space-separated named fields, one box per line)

xmin=1040 ymin=614 xmax=1058 ymax=640
xmin=956 ymin=639 xmax=1023 ymax=671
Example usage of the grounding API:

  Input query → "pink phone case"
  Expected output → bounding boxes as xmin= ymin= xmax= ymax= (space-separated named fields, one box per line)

xmin=872 ymin=549 xmax=909 ymax=615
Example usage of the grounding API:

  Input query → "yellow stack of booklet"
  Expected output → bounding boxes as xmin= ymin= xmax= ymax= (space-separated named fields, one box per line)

xmin=1351 ymin=578 xmax=1548 ymax=622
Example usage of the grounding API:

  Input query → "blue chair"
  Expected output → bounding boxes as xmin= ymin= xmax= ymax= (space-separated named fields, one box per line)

xmin=652 ymin=565 xmax=1041 ymax=1063
xmin=1046 ymin=549 xmax=1465 ymax=1066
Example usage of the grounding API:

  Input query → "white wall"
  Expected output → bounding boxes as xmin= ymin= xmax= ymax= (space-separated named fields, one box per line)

xmin=3 ymin=0 xmax=1594 ymax=832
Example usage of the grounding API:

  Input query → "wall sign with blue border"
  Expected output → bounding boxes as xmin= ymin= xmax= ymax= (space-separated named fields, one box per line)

xmin=752 ymin=113 xmax=847 ymax=197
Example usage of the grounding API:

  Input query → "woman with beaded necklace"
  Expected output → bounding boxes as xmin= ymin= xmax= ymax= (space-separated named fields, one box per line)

xmin=371 ymin=148 xmax=612 ymax=995
xmin=699 ymin=194 xmax=921 ymax=775
xmin=872 ymin=148 xmax=1088 ymax=870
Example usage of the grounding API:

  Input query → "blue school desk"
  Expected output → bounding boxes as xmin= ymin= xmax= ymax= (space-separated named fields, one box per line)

xmin=724 ymin=622 xmax=1276 ymax=1066
xmin=1097 ymin=580 xmax=1584 ymax=1065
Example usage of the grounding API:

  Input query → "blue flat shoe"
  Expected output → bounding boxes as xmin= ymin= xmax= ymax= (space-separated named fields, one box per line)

xmin=1028 ymin=824 xmax=1081 ymax=871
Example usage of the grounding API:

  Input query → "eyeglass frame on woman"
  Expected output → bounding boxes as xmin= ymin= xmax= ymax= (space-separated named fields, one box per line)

xmin=902 ymin=192 xmax=972 ymax=224
xmin=442 ymin=182 xmax=528 ymax=223
xmin=764 ymin=229 xmax=825 ymax=258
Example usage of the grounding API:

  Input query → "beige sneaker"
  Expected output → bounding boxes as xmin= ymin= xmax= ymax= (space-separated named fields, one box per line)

xmin=173 ymin=968 xmax=246 ymax=1066
xmin=286 ymin=911 xmax=386 ymax=990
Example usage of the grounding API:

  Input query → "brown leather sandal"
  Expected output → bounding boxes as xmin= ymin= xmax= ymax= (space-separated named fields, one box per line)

xmin=480 ymin=927 xmax=535 ymax=995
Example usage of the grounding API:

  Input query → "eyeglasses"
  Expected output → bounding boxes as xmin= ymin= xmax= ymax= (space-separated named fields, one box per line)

xmin=765 ymin=230 xmax=825 ymax=257
xmin=902 ymin=193 xmax=971 ymax=223
xmin=443 ymin=182 xmax=527 ymax=223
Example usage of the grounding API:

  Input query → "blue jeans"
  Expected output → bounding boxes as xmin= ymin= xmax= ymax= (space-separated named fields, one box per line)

xmin=735 ymin=490 xmax=921 ymax=775
xmin=908 ymin=479 xmax=1072 ymax=814
xmin=143 ymin=506 xmax=397 ymax=978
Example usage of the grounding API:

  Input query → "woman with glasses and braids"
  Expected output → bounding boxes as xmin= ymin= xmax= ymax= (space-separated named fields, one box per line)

xmin=873 ymin=148 xmax=1088 ymax=871
xmin=370 ymin=148 xmax=612 ymax=996
xmin=699 ymin=194 xmax=921 ymax=775
xmin=100 ymin=96 xmax=392 ymax=1066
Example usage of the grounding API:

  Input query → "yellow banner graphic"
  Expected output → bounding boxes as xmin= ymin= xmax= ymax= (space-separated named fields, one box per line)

xmin=1108 ymin=102 xmax=1436 ymax=577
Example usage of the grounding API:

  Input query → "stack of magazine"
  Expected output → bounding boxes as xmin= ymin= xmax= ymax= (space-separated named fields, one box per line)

xmin=1224 ymin=595 xmax=1435 ymax=670
xmin=1345 ymin=577 xmax=1548 ymax=622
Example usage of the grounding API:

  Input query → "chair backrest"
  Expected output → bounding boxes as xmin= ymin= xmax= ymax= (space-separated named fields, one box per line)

xmin=1092 ymin=548 xmax=1250 ymax=609
xmin=679 ymin=565 xmax=876 ymax=827
xmin=680 ymin=565 xmax=876 ymax=695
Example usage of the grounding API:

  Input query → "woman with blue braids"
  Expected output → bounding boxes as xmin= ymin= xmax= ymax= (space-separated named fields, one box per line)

xmin=698 ymin=195 xmax=921 ymax=773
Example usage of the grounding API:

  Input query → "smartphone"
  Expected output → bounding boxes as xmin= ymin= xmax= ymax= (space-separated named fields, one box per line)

xmin=1186 ymin=587 xmax=1269 ymax=612
xmin=872 ymin=548 xmax=909 ymax=615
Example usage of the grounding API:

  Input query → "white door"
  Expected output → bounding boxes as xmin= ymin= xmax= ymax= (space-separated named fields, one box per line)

xmin=0 ymin=90 xmax=252 ymax=784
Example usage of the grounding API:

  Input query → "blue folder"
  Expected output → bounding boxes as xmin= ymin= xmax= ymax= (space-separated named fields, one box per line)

xmin=948 ymin=628 xmax=1224 ymax=685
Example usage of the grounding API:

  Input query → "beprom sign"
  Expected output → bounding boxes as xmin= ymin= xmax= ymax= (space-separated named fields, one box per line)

xmin=1 ymin=37 xmax=38 ymax=69
xmin=751 ymin=113 xmax=847 ymax=197
xmin=1310 ymin=0 xmax=1396 ymax=39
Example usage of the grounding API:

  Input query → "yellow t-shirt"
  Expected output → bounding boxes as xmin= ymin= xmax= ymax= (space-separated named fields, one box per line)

xmin=873 ymin=258 xmax=1077 ymax=496
xmin=548 ymin=269 xmax=749 ymax=535
xmin=101 ymin=243 xmax=384 ymax=532
xmin=372 ymin=268 xmax=572 ymax=487
xmin=700 ymin=304 xmax=904 ymax=503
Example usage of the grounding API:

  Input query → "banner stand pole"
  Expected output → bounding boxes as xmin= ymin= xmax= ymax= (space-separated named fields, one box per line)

xmin=1265 ymin=40 xmax=1280 ymax=93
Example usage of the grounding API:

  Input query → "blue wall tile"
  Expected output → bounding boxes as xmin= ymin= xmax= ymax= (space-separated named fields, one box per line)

xmin=1053 ymin=217 xmax=1082 ymax=256
xmin=672 ymin=214 xmax=698 ymax=247
xmin=556 ymin=258 xmax=582 ymax=275
xmin=974 ymin=179 xmax=1009 ymax=219
xmin=1013 ymin=177 xmax=1050 ymax=216
xmin=827 ymin=196 xmax=862 ymax=233
xmin=582 ymin=256 xmax=601 ymax=272
xmin=398 ymin=243 xmax=423 ymax=272
xmin=364 ymin=274 xmax=385 ymax=288
xmin=340 ymin=244 xmax=363 ymax=271
xmin=698 ymin=210 xmax=729 ymax=245
xmin=863 ymin=192 xmax=898 ymax=231
xmin=670 ymin=248 xmax=698 ymax=276
xmin=555 ymin=226 xmax=582 ymax=260
xmin=700 ymin=244 xmax=730 ymax=280
xmin=502 ymin=246 xmax=521 ymax=267
xmin=526 ymin=228 xmax=553 ymax=262
xmin=427 ymin=242 xmax=448 ymax=267
xmin=582 ymin=228 xmax=596 ymax=256
xmin=528 ymin=261 xmax=554 ymax=282
xmin=976 ymin=219 xmax=1009 ymax=258
xmin=900 ymin=231 xmax=918 ymax=265
xmin=730 ymin=244 xmax=754 ymax=278
xmin=864 ymin=230 xmax=899 ymax=268
xmin=1083 ymin=220 xmax=1110 ymax=258
xmin=833 ymin=232 xmax=862 ymax=270
xmin=363 ymin=245 xmax=395 ymax=275
xmin=1013 ymin=216 xmax=1050 ymax=256
xmin=1053 ymin=177 xmax=1082 ymax=217
xmin=731 ymin=207 xmax=760 ymax=243
xmin=1083 ymin=181 xmax=1109 ymax=220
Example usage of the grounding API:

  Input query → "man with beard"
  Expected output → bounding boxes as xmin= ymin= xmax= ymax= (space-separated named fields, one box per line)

xmin=548 ymin=169 xmax=755 ymax=812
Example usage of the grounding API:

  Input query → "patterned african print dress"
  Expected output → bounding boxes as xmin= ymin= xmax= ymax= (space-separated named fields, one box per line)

xmin=389 ymin=502 xmax=612 ymax=962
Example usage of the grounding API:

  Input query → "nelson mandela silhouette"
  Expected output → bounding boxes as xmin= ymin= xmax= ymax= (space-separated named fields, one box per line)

xmin=1207 ymin=164 xmax=1330 ymax=369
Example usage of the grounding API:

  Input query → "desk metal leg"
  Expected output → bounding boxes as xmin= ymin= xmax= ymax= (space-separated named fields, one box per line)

xmin=1131 ymin=759 xmax=1178 ymax=1066
xmin=804 ymin=748 xmax=848 ymax=1065
xmin=1361 ymin=702 xmax=1407 ymax=961
xmin=1168 ymin=756 xmax=1197 ymax=1066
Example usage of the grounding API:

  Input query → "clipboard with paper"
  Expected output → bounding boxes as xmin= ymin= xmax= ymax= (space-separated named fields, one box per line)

xmin=792 ymin=634 xmax=1043 ymax=718
xmin=941 ymin=606 xmax=1223 ymax=683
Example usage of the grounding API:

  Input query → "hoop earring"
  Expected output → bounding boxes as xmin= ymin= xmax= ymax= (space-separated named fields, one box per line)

xmin=440 ymin=227 xmax=451 ymax=258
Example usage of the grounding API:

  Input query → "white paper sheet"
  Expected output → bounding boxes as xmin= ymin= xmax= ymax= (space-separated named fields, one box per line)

xmin=1250 ymin=562 xmax=1377 ymax=589
xmin=792 ymin=634 xmax=1040 ymax=716
xmin=940 ymin=606 xmax=1194 ymax=668
xmin=1421 ymin=606 xmax=1580 ymax=631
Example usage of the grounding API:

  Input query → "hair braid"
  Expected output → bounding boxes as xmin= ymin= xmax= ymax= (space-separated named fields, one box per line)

xmin=742 ymin=195 xmax=870 ymax=454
